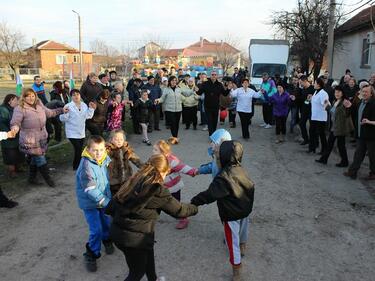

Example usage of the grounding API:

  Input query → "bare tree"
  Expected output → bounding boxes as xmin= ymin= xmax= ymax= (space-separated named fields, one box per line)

xmin=0 ymin=22 xmax=26 ymax=78
xmin=90 ymin=38 xmax=121 ymax=68
xmin=120 ymin=42 xmax=138 ymax=77
xmin=214 ymin=34 xmax=241 ymax=75
xmin=139 ymin=34 xmax=173 ymax=63
xmin=271 ymin=0 xmax=344 ymax=80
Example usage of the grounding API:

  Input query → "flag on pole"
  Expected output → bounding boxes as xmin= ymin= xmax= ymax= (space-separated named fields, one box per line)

xmin=16 ymin=74 xmax=23 ymax=96
xmin=69 ymin=69 xmax=75 ymax=90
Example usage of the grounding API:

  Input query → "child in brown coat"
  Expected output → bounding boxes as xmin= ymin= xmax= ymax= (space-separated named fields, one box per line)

xmin=106 ymin=129 xmax=143 ymax=195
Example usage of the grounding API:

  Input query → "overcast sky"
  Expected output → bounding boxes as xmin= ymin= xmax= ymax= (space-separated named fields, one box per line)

xmin=0 ymin=0 xmax=369 ymax=53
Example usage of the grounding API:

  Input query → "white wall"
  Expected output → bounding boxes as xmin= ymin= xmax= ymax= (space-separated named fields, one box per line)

xmin=332 ymin=28 xmax=374 ymax=81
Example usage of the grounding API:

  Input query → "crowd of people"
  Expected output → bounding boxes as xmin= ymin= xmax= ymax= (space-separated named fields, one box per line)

xmin=0 ymin=66 xmax=374 ymax=281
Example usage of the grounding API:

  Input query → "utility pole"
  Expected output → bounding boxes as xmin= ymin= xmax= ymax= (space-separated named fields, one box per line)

xmin=285 ymin=12 xmax=289 ymax=41
xmin=326 ymin=0 xmax=336 ymax=79
xmin=72 ymin=10 xmax=83 ymax=81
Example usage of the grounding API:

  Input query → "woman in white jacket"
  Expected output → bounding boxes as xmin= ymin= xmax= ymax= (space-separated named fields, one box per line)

xmin=60 ymin=89 xmax=96 ymax=170
xmin=230 ymin=78 xmax=263 ymax=140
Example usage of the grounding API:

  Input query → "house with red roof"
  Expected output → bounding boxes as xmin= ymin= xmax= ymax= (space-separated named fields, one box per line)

xmin=24 ymin=40 xmax=93 ymax=78
xmin=138 ymin=37 xmax=241 ymax=69
xmin=332 ymin=6 xmax=375 ymax=80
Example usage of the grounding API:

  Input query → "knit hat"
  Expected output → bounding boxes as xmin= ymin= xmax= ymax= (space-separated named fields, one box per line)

xmin=210 ymin=129 xmax=232 ymax=144
xmin=162 ymin=77 xmax=168 ymax=83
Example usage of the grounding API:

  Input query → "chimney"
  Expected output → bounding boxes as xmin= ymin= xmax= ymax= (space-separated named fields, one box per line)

xmin=200 ymin=37 xmax=203 ymax=48
xmin=32 ymin=38 xmax=36 ymax=46
xmin=220 ymin=40 xmax=223 ymax=47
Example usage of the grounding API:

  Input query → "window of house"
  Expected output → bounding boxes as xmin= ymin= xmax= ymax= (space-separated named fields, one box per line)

xmin=56 ymin=55 xmax=67 ymax=65
xmin=361 ymin=39 xmax=370 ymax=67
xmin=73 ymin=55 xmax=80 ymax=64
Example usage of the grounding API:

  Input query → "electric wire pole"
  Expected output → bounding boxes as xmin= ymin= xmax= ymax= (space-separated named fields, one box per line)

xmin=72 ymin=10 xmax=83 ymax=82
xmin=326 ymin=0 xmax=336 ymax=79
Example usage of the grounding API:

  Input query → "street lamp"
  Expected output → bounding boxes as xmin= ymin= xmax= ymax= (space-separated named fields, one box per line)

xmin=72 ymin=10 xmax=83 ymax=81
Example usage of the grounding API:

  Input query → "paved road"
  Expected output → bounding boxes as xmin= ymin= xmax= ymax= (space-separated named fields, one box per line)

xmin=1 ymin=108 xmax=374 ymax=281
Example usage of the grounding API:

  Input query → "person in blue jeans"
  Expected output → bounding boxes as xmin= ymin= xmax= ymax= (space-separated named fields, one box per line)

xmin=75 ymin=135 xmax=114 ymax=272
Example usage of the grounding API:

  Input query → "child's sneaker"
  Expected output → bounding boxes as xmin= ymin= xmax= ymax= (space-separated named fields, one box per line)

xmin=175 ymin=218 xmax=189 ymax=229
xmin=264 ymin=124 xmax=272 ymax=129
xmin=232 ymin=264 xmax=242 ymax=281
xmin=102 ymin=240 xmax=115 ymax=255
xmin=146 ymin=140 xmax=152 ymax=146
xmin=83 ymin=243 xmax=100 ymax=272
xmin=240 ymin=243 xmax=246 ymax=257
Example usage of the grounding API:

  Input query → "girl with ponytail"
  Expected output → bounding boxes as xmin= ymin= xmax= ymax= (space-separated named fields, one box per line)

xmin=106 ymin=154 xmax=198 ymax=281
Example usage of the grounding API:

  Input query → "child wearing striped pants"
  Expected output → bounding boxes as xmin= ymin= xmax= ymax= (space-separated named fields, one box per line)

xmin=191 ymin=140 xmax=254 ymax=281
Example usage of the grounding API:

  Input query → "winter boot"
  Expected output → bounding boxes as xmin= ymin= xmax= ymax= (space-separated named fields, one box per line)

xmin=28 ymin=164 xmax=39 ymax=185
xmin=240 ymin=243 xmax=246 ymax=257
xmin=102 ymin=239 xmax=115 ymax=255
xmin=39 ymin=164 xmax=55 ymax=187
xmin=0 ymin=188 xmax=18 ymax=208
xmin=83 ymin=243 xmax=100 ymax=272
xmin=232 ymin=264 xmax=242 ymax=281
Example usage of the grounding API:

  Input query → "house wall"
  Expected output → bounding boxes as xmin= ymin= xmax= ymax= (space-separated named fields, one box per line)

xmin=39 ymin=50 xmax=93 ymax=78
xmin=332 ymin=29 xmax=374 ymax=81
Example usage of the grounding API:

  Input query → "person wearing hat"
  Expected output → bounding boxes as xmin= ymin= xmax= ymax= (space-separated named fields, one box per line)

xmin=142 ymin=75 xmax=162 ymax=132
xmin=109 ymin=71 xmax=118 ymax=89
xmin=98 ymin=73 xmax=113 ymax=92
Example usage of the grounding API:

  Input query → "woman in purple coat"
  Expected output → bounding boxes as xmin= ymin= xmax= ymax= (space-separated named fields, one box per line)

xmin=10 ymin=88 xmax=63 ymax=187
xmin=269 ymin=84 xmax=292 ymax=143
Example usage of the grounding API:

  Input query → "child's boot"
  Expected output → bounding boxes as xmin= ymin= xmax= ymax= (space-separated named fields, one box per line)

xmin=175 ymin=218 xmax=189 ymax=229
xmin=240 ymin=243 xmax=246 ymax=257
xmin=39 ymin=164 xmax=55 ymax=187
xmin=102 ymin=239 xmax=115 ymax=255
xmin=83 ymin=243 xmax=100 ymax=272
xmin=232 ymin=264 xmax=242 ymax=281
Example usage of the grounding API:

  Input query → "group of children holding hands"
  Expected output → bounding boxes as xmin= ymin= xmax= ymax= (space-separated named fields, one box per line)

xmin=75 ymin=128 xmax=255 ymax=281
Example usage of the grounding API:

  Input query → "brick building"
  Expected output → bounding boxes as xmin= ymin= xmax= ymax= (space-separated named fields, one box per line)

xmin=24 ymin=40 xmax=93 ymax=78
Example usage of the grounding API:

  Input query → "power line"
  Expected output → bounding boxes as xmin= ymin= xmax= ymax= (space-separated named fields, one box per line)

xmin=340 ymin=0 xmax=373 ymax=17
xmin=343 ymin=0 xmax=368 ymax=6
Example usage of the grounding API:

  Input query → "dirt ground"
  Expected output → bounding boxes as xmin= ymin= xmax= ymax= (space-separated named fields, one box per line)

xmin=0 ymin=109 xmax=374 ymax=281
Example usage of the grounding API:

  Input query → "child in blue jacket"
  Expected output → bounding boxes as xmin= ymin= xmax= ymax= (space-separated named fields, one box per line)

xmin=76 ymin=135 xmax=114 ymax=272
xmin=198 ymin=129 xmax=232 ymax=178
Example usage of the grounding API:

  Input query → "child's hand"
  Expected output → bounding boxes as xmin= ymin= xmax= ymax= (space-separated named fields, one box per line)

xmin=63 ymin=106 xmax=69 ymax=113
xmin=89 ymin=102 xmax=97 ymax=110
xmin=290 ymin=95 xmax=296 ymax=101
xmin=7 ymin=131 xmax=16 ymax=138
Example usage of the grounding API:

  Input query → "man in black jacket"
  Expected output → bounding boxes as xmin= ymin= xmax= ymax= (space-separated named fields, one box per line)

xmin=191 ymin=140 xmax=254 ymax=281
xmin=197 ymin=71 xmax=229 ymax=136
xmin=345 ymin=85 xmax=375 ymax=180
xmin=299 ymin=75 xmax=314 ymax=145
xmin=232 ymin=67 xmax=243 ymax=88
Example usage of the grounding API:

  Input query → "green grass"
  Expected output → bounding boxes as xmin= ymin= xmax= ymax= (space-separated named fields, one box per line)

xmin=0 ymin=81 xmax=83 ymax=101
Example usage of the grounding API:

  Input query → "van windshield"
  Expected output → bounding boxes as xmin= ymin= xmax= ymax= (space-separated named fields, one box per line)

xmin=251 ymin=64 xmax=286 ymax=78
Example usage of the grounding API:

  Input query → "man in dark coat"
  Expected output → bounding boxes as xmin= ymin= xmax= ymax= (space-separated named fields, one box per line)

xmin=80 ymin=73 xmax=103 ymax=104
xmin=197 ymin=71 xmax=229 ymax=136
xmin=345 ymin=85 xmax=375 ymax=180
